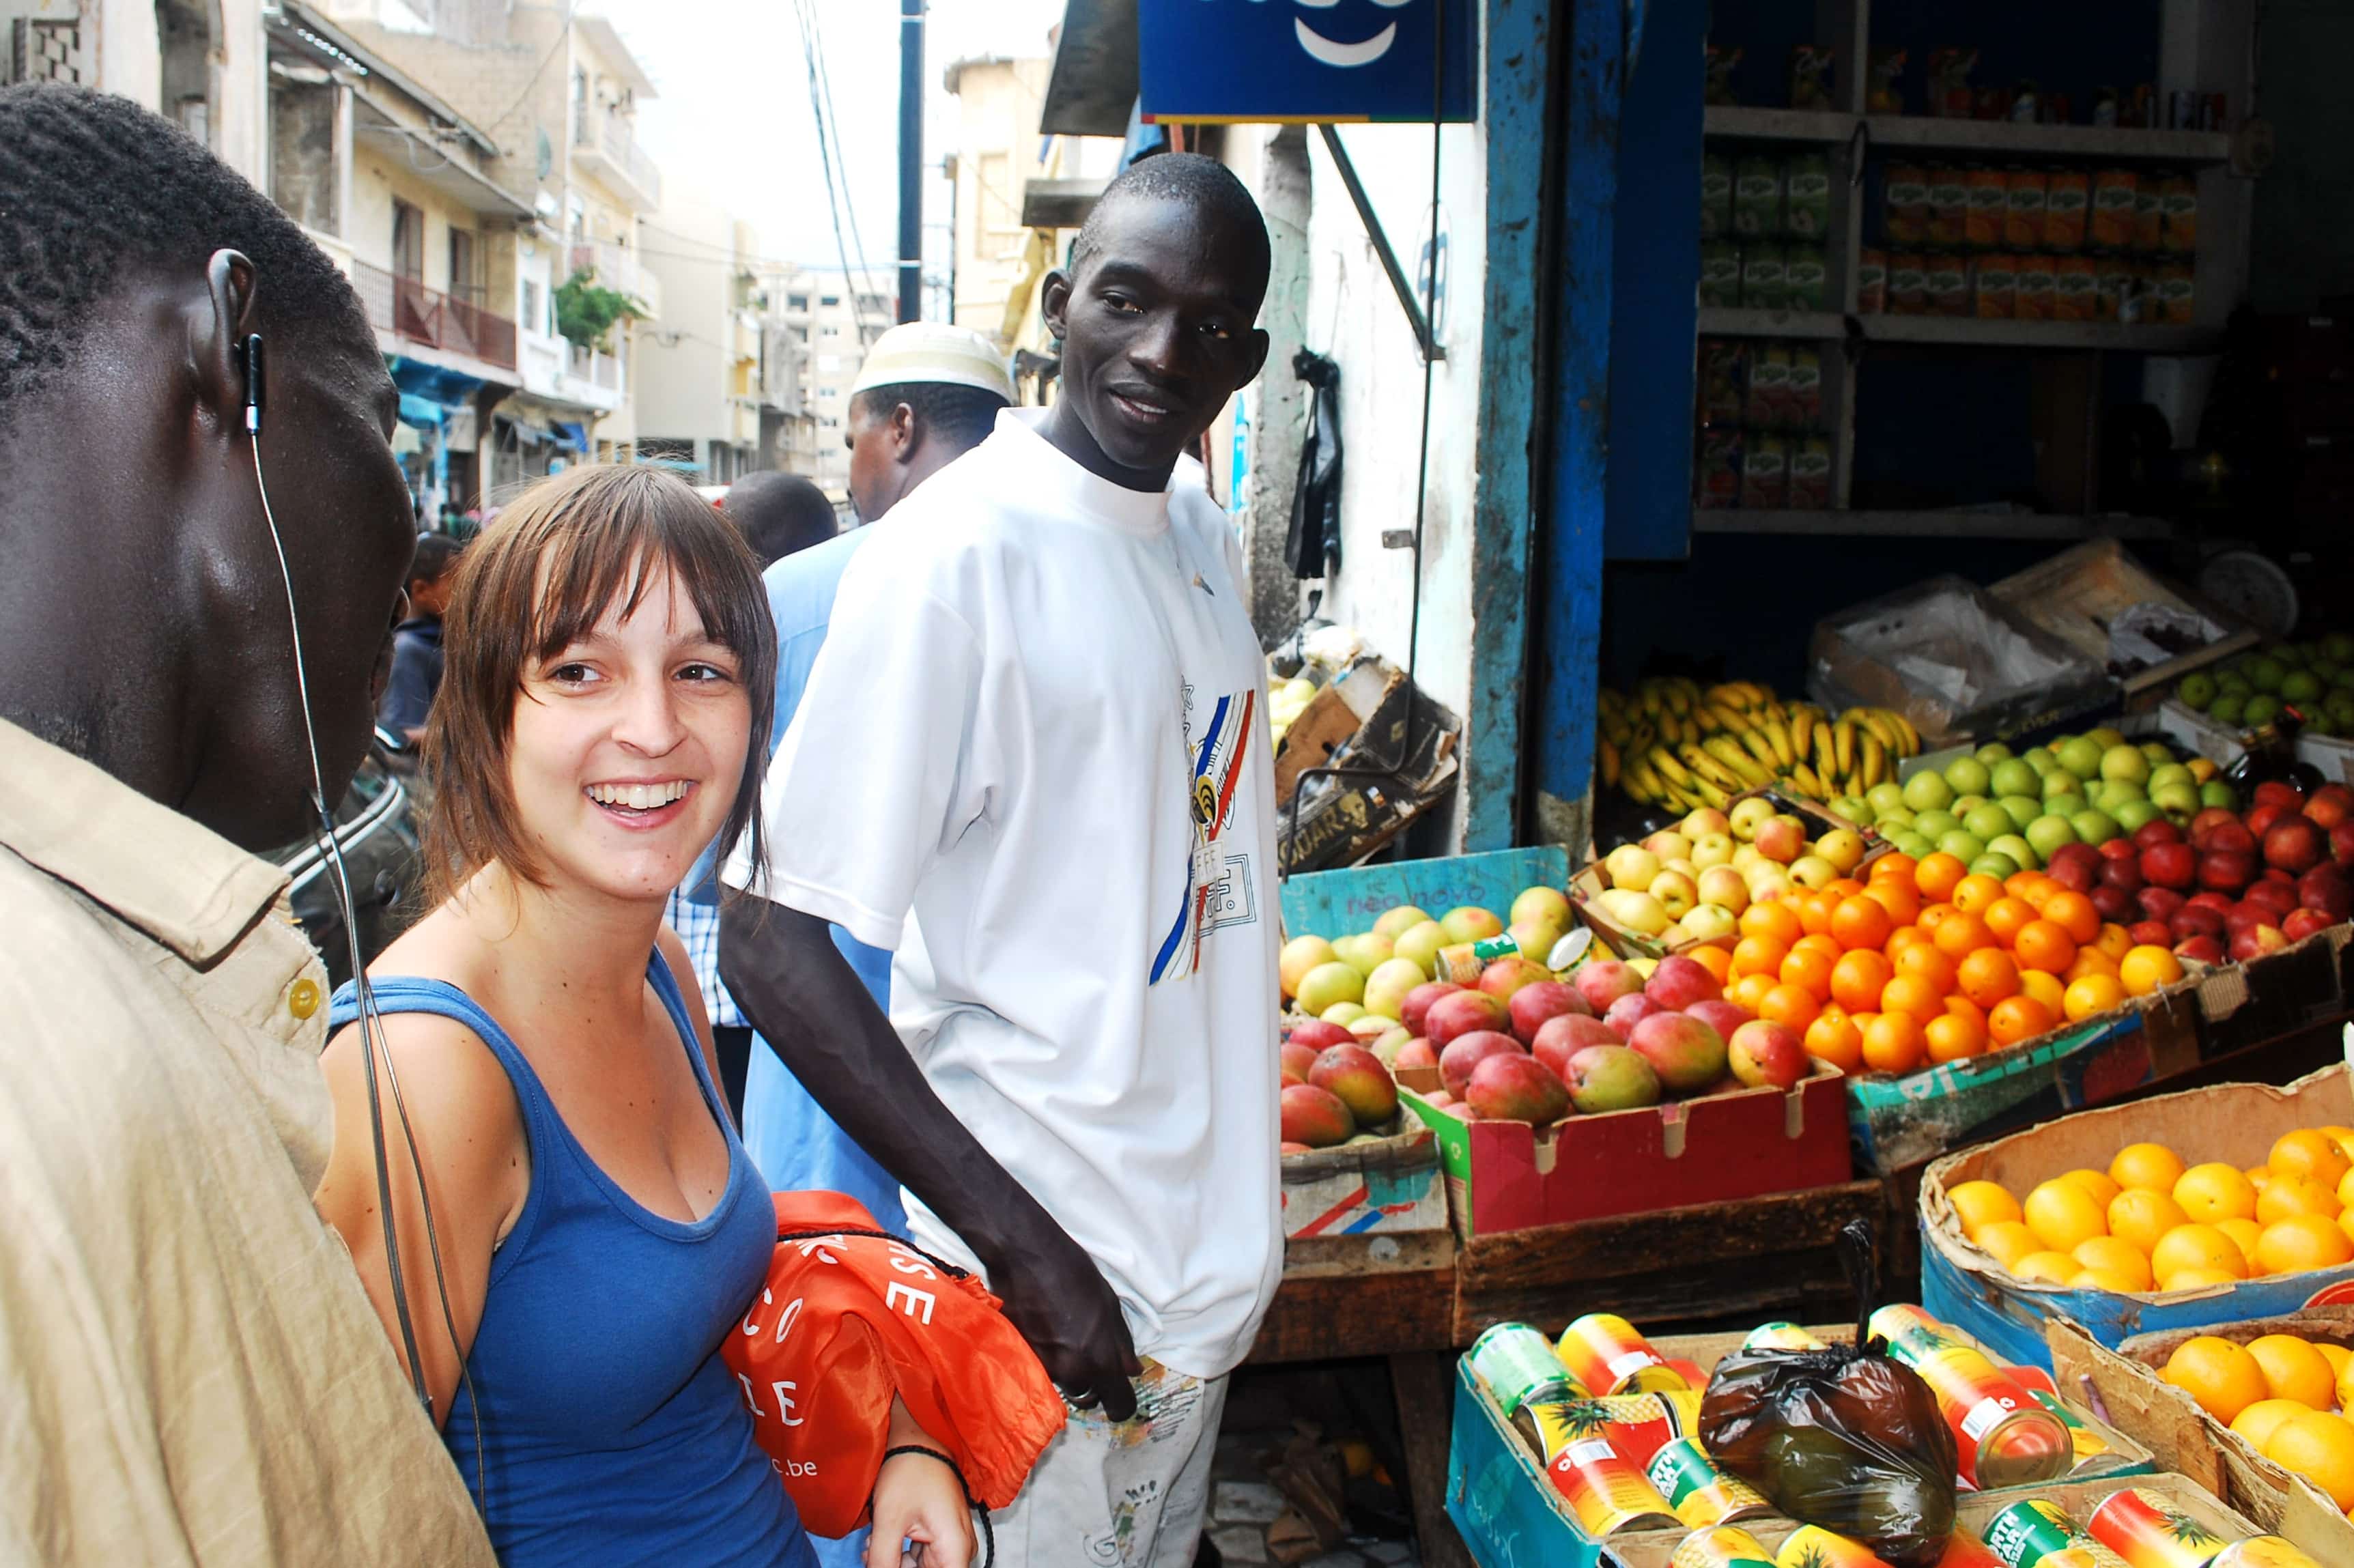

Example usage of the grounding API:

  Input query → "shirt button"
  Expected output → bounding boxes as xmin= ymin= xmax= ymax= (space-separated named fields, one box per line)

xmin=288 ymin=978 xmax=323 ymax=1021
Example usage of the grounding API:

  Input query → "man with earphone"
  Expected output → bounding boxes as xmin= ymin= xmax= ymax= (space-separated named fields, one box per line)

xmin=0 ymin=85 xmax=496 ymax=1564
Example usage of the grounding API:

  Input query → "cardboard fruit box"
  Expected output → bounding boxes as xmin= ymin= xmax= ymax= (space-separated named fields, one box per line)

xmin=1446 ymin=1319 xmax=2153 ymax=1568
xmin=1919 ymin=1065 xmax=2354 ymax=1372
xmin=1847 ymin=974 xmax=2202 ymax=1175
xmin=1400 ymin=1063 xmax=1852 ymax=1239
xmin=2049 ymin=1310 xmax=2354 ymax=1567
xmin=1278 ymin=1122 xmax=1447 ymax=1239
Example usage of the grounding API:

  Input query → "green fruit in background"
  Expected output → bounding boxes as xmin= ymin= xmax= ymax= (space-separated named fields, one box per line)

xmin=2178 ymin=672 xmax=2217 ymax=710
xmin=2024 ymin=747 xmax=2058 ymax=777
xmin=2210 ymin=694 xmax=2246 ymax=726
xmin=2041 ymin=768 xmax=2082 ymax=799
xmin=1902 ymin=770 xmax=1955 ymax=812
xmin=2331 ymin=694 xmax=2354 ymax=728
xmin=2071 ymin=809 xmax=2121 ymax=846
xmin=1989 ymin=758 xmax=2041 ymax=799
xmin=1875 ymin=807 xmax=1916 ymax=831
xmin=2000 ymin=795 xmax=2043 ymax=832
xmin=2200 ymin=781 xmax=2237 ymax=809
xmin=1965 ymin=803 xmax=2013 ymax=842
xmin=2141 ymin=741 xmax=2172 ymax=766
xmin=1913 ymin=809 xmax=1960 ymax=842
xmin=1943 ymin=756 xmax=1993 ymax=797
xmin=1970 ymin=852 xmax=2022 ymax=881
xmin=1975 ymin=742 xmax=2015 ymax=764
xmin=2151 ymin=781 xmax=2200 ymax=818
xmin=2054 ymin=737 xmax=2103 ymax=778
xmin=2083 ymin=728 xmax=2127 ymax=752
xmin=2275 ymin=643 xmax=2308 ymax=667
xmin=2327 ymin=632 xmax=2354 ymax=662
xmin=1894 ymin=830 xmax=1936 ymax=859
xmin=2283 ymin=670 xmax=2324 ymax=704
xmin=1987 ymin=833 xmax=2039 ymax=871
xmin=2311 ymin=715 xmax=2340 ymax=738
xmin=2244 ymin=694 xmax=2282 ymax=726
xmin=1867 ymin=781 xmax=1908 ymax=816
xmin=2112 ymin=798 xmax=2162 ymax=833
xmin=2149 ymin=762 xmax=2193 ymax=793
xmin=1938 ymin=830 xmax=1987 ymax=864
xmin=1951 ymin=795 xmax=1988 ymax=818
xmin=2099 ymin=745 xmax=2151 ymax=784
xmin=2215 ymin=672 xmax=2252 ymax=698
xmin=2043 ymin=793 xmax=2090 ymax=822
xmin=1831 ymin=795 xmax=1872 ymax=823
xmin=2250 ymin=657 xmax=2288 ymax=693
xmin=2310 ymin=659 xmax=2340 ymax=681
xmin=2095 ymin=780 xmax=2146 ymax=814
xmin=2026 ymin=814 xmax=2080 ymax=859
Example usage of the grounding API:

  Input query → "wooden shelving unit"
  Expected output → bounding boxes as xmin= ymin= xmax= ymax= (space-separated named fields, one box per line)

xmin=1695 ymin=0 xmax=2254 ymax=534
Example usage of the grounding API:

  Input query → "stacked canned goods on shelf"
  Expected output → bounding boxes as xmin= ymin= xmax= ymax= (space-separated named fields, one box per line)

xmin=1693 ymin=337 xmax=1830 ymax=511
xmin=1699 ymin=153 xmax=1832 ymax=313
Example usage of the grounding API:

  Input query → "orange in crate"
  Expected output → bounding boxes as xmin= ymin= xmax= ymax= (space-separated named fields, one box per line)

xmin=2042 ymin=889 xmax=2102 ymax=945
xmin=1864 ymin=879 xmax=1922 ymax=926
xmin=1917 ymin=901 xmax=1961 ymax=936
xmin=1870 ymin=851 xmax=1917 ymax=885
xmin=1924 ymin=1009 xmax=1987 ymax=1064
xmin=1758 ymin=984 xmax=1820 ymax=1032
xmin=1982 ymin=896 xmax=2037 ymax=945
xmin=1831 ymin=894 xmax=1894 ymax=952
xmin=1798 ymin=891 xmax=1840 ymax=936
xmin=2093 ymin=923 xmax=2133 ymax=963
xmin=1988 ymin=994 xmax=2055 ymax=1046
xmin=1688 ymin=945 xmax=1732 ymax=984
xmin=1956 ymin=947 xmax=2022 ymax=1008
xmin=1914 ymin=852 xmax=1967 ymax=902
xmin=1729 ymin=972 xmax=1777 ymax=1012
xmin=1880 ymin=973 xmax=1947 ymax=1026
xmin=1861 ymin=1011 xmax=1925 ymax=1074
xmin=1730 ymin=935 xmax=1787 ymax=979
xmin=1830 ymin=949 xmax=1894 ymax=1013
xmin=1933 ymin=911 xmax=1998 ymax=960
xmin=1804 ymin=1010 xmax=1864 ymax=1071
xmin=1952 ymin=873 xmax=2006 ymax=914
xmin=2013 ymin=919 xmax=2078 ymax=975
xmin=1893 ymin=942 xmax=1957 ymax=995
xmin=1779 ymin=946 xmax=1834 ymax=998
xmin=1739 ymin=900 xmax=1801 ymax=947
xmin=2062 ymin=973 xmax=2126 ymax=1021
xmin=1886 ymin=924 xmax=1933 ymax=962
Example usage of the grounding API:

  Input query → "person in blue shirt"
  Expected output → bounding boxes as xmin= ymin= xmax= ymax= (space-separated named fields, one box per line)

xmin=377 ymin=531 xmax=462 ymax=740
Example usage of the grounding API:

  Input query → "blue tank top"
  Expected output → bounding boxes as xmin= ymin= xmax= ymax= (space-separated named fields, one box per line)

xmin=330 ymin=957 xmax=816 ymax=1568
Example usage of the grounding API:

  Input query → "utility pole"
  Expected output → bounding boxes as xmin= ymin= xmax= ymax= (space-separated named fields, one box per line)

xmin=896 ymin=0 xmax=924 ymax=323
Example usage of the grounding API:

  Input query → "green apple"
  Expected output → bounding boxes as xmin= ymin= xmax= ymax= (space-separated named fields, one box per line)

xmin=2000 ymin=795 xmax=2045 ymax=833
xmin=2043 ymin=794 xmax=2090 ymax=823
xmin=2209 ymin=694 xmax=2246 ymax=726
xmin=2024 ymin=814 xmax=2080 ymax=861
xmin=2024 ymin=747 xmax=2058 ymax=777
xmin=1902 ymin=770 xmax=1955 ymax=812
xmin=2094 ymin=780 xmax=2145 ymax=814
xmin=2245 ymin=694 xmax=2282 ymax=727
xmin=2112 ymin=798 xmax=2161 ymax=833
xmin=2099 ymin=745 xmax=2151 ymax=786
xmin=2148 ymin=762 xmax=2193 ymax=793
xmin=1990 ymin=758 xmax=2041 ymax=799
xmin=2140 ymin=742 xmax=2172 ymax=767
xmin=1296 ymin=960 xmax=1365 ymax=1014
xmin=1875 ymin=807 xmax=1916 ymax=831
xmin=1987 ymin=833 xmax=2039 ymax=870
xmin=1867 ymin=781 xmax=1908 ymax=817
xmin=2200 ymin=782 xmax=2237 ymax=809
xmin=1975 ymin=741 xmax=2015 ymax=764
xmin=1943 ymin=756 xmax=1993 ymax=797
xmin=1964 ymin=803 xmax=2014 ymax=842
xmin=1893 ymin=830 xmax=1936 ymax=859
xmin=2069 ymin=808 xmax=2121 ymax=846
xmin=2176 ymin=672 xmax=2216 ymax=710
xmin=2055 ymin=737 xmax=2103 ymax=778
xmin=2040 ymin=768 xmax=2083 ymax=800
xmin=1912 ymin=808 xmax=1961 ymax=842
xmin=1970 ymin=852 xmax=2021 ymax=881
xmin=1951 ymin=795 xmax=1988 ymax=819
xmin=2082 ymin=727 xmax=2127 ymax=752
xmin=1938 ymin=830 xmax=1987 ymax=864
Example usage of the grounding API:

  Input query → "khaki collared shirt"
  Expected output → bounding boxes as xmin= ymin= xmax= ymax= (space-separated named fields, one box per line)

xmin=0 ymin=720 xmax=494 ymax=1566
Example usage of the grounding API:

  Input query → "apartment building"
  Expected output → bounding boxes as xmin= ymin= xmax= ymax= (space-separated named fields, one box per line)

xmin=635 ymin=192 xmax=783 ymax=487
xmin=1 ymin=0 xmax=270 ymax=177
xmin=755 ymin=266 xmax=890 ymax=497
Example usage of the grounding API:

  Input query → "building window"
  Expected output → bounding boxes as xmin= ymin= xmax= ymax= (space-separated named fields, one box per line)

xmin=819 ymin=294 xmax=839 ymax=307
xmin=980 ymin=152 xmax=1022 ymax=257
xmin=522 ymin=279 xmax=544 ymax=335
xmin=391 ymin=199 xmax=425 ymax=281
xmin=787 ymin=293 xmax=809 ymax=311
xmin=449 ymin=227 xmax=479 ymax=306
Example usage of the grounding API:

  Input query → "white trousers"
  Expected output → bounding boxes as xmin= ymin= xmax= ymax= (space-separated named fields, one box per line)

xmin=988 ymin=1364 xmax=1230 ymax=1568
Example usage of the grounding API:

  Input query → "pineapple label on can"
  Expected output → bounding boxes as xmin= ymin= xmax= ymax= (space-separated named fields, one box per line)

xmin=1435 ymin=933 xmax=1520 ymax=986
xmin=1983 ymin=1498 xmax=2132 ymax=1568
xmin=1468 ymin=1322 xmax=1583 ymax=1421
xmin=1557 ymin=1313 xmax=1692 ymax=1397
xmin=1776 ymin=1524 xmax=1895 ymax=1567
xmin=2087 ymin=1486 xmax=2233 ymax=1568
xmin=2002 ymin=1365 xmax=2113 ymax=1470
xmin=1869 ymin=1305 xmax=2071 ymax=1489
xmin=1532 ymin=1402 xmax=1679 ymax=1539
xmin=1645 ymin=1436 xmax=1774 ymax=1527
xmin=1675 ymin=1524 xmax=1780 ymax=1568
xmin=2211 ymin=1541 xmax=2325 ymax=1568
xmin=1744 ymin=1321 xmax=1830 ymax=1352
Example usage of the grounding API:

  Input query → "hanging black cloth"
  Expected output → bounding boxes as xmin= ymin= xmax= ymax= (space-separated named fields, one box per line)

xmin=1286 ymin=349 xmax=1342 ymax=579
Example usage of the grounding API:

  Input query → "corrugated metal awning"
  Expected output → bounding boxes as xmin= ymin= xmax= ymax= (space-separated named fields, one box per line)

xmin=1039 ymin=0 xmax=1137 ymax=137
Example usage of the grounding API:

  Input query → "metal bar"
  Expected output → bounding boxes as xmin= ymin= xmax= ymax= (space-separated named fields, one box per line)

xmin=1316 ymin=123 xmax=1444 ymax=364
xmin=896 ymin=0 xmax=924 ymax=323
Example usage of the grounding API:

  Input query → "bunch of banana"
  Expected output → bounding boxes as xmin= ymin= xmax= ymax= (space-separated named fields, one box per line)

xmin=1603 ymin=678 xmax=1923 ymax=812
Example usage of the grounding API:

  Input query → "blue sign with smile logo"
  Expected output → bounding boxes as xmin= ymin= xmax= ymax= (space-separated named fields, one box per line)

xmin=1138 ymin=0 xmax=1476 ymax=124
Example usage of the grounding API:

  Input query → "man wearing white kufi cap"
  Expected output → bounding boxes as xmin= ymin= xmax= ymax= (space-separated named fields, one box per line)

xmin=843 ymin=322 xmax=1015 ymax=524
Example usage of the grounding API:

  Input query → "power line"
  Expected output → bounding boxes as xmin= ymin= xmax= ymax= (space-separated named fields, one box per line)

xmin=789 ymin=0 xmax=881 ymax=332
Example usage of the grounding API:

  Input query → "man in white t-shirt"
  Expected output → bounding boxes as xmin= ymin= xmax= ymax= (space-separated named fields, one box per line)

xmin=720 ymin=153 xmax=1279 ymax=1565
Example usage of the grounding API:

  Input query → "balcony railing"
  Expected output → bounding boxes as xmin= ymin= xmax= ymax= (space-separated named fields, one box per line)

xmin=569 ymin=341 xmax=622 ymax=390
xmin=572 ymin=111 xmax=662 ymax=208
xmin=353 ymin=260 xmax=516 ymax=370
xmin=569 ymin=240 xmax=662 ymax=319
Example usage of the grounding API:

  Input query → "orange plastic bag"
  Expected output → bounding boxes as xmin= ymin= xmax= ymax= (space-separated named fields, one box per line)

xmin=723 ymin=1191 xmax=1066 ymax=1539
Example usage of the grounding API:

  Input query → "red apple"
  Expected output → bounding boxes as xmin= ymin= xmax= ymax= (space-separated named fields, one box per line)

xmin=2283 ymin=908 xmax=2336 ymax=943
xmin=2050 ymin=841 xmax=2103 ymax=876
xmin=2140 ymin=842 xmax=2197 ymax=892
xmin=2247 ymin=801 xmax=2292 ymax=839
xmin=1531 ymin=1012 xmax=1622 ymax=1081
xmin=1573 ymin=959 xmax=1646 ymax=1015
xmin=2187 ymin=891 xmax=2237 ymax=913
xmin=2306 ymin=784 xmax=2354 ymax=829
xmin=2133 ymin=818 xmax=2184 ymax=849
xmin=2170 ymin=905 xmax=2228 ymax=943
xmin=2245 ymin=880 xmax=2301 ymax=920
xmin=2206 ymin=819 xmax=2259 ymax=857
xmin=2047 ymin=856 xmax=2098 ymax=894
xmin=1604 ymin=993 xmax=1663 ymax=1038
xmin=2265 ymin=817 xmax=2327 ymax=875
xmin=2129 ymin=920 xmax=2174 ymax=947
xmin=2225 ymin=903 xmax=2269 ymax=940
xmin=1464 ymin=1051 xmax=1571 ymax=1125
xmin=2255 ymin=779 xmax=2307 ymax=811
xmin=1424 ymin=989 xmax=1512 ymax=1049
xmin=1644 ymin=954 xmax=1724 ymax=1010
xmin=1686 ymin=999 xmax=1754 ymax=1042
xmin=2137 ymin=886 xmax=2188 ymax=923
xmin=1309 ymin=1044 xmax=1401 ymax=1125
xmin=2200 ymin=849 xmax=2258 ymax=894
xmin=2189 ymin=807 xmax=2241 ymax=846
xmin=2090 ymin=883 xmax=2139 ymax=924
xmin=1438 ymin=1029 xmax=1523 ymax=1097
xmin=2174 ymin=935 xmax=2226 ymax=965
xmin=2299 ymin=865 xmax=2354 ymax=922
xmin=1507 ymin=980 xmax=1590 ymax=1044
xmin=1401 ymin=980 xmax=1464 ymax=1036
xmin=1628 ymin=1011 xmax=1729 ymax=1096
xmin=1395 ymin=1036 xmax=1438 ymax=1070
xmin=2230 ymin=924 xmax=2291 ymax=961
xmin=2099 ymin=855 xmax=2145 ymax=892
xmin=1728 ymin=1019 xmax=1808 ymax=1090
xmin=2334 ymin=821 xmax=2354 ymax=867
xmin=1281 ymin=1040 xmax=1320 ymax=1082
xmin=1288 ymin=1019 xmax=1355 ymax=1053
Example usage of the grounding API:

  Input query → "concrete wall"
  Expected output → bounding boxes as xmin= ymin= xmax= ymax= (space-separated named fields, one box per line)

xmin=636 ymin=188 xmax=737 ymax=448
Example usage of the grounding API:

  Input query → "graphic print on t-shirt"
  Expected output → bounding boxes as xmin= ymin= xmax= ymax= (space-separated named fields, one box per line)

xmin=1149 ymin=685 xmax=1258 ymax=986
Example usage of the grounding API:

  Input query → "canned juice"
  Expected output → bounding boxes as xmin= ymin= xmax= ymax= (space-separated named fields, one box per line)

xmin=2090 ymin=170 xmax=2138 ymax=248
xmin=1468 ymin=1321 xmax=1582 ymax=1420
xmin=2044 ymin=170 xmax=2090 ymax=251
xmin=2088 ymin=1486 xmax=2231 ymax=1568
xmin=1595 ymin=1387 xmax=1706 ymax=1466
xmin=2005 ymin=169 xmax=2048 ymax=249
xmin=2015 ymin=257 xmax=2057 ymax=321
xmin=1436 ymin=934 xmax=1520 ymax=986
xmin=1744 ymin=1322 xmax=1830 ymax=1352
xmin=1742 ymin=242 xmax=1789 ymax=310
xmin=1785 ymin=245 xmax=1829 ymax=311
xmin=2134 ymin=180 xmax=2165 ymax=252
xmin=1889 ymin=253 xmax=1929 ymax=314
xmin=1746 ymin=345 xmax=1791 ymax=429
xmin=1974 ymin=255 xmax=2017 ymax=318
xmin=1557 ymin=1313 xmax=1692 ymax=1396
xmin=1966 ymin=168 xmax=2009 ymax=248
xmin=1645 ymin=1436 xmax=1773 ymax=1527
xmin=1870 ymin=1305 xmax=2072 ymax=1489
xmin=2054 ymin=255 xmax=2098 ymax=322
xmin=1701 ymin=154 xmax=1735 ymax=240
xmin=2213 ymin=1541 xmax=2323 ymax=1568
xmin=1885 ymin=165 xmax=1930 ymax=245
xmin=1984 ymin=1499 xmax=2132 ymax=1568
xmin=2161 ymin=175 xmax=2198 ymax=254
xmin=2004 ymin=1367 xmax=2114 ymax=1468
xmin=1942 ymin=1535 xmax=2010 ymax=1568
xmin=1928 ymin=167 xmax=1970 ymax=248
xmin=1777 ymin=1525 xmax=1893 ymax=1567
xmin=1786 ymin=155 xmax=1832 ymax=240
xmin=1857 ymin=248 xmax=1888 ymax=313
xmin=1927 ymin=254 xmax=1970 ymax=317
xmin=1533 ymin=1403 xmax=1679 ymax=1538
xmin=1677 ymin=1525 xmax=1780 ymax=1568
xmin=1735 ymin=156 xmax=1784 ymax=238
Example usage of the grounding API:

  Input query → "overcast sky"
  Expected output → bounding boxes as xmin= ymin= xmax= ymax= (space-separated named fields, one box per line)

xmin=597 ymin=0 xmax=1066 ymax=276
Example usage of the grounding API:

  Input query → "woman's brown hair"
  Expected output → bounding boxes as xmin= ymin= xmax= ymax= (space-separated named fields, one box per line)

xmin=422 ymin=464 xmax=779 ymax=901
